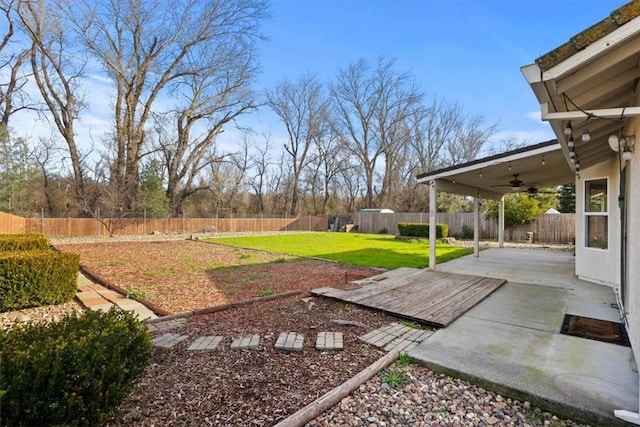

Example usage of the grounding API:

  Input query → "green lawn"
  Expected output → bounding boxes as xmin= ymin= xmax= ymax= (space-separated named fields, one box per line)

xmin=204 ymin=232 xmax=473 ymax=270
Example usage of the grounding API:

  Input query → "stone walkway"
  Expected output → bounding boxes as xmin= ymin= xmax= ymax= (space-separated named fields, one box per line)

xmin=147 ymin=317 xmax=428 ymax=354
xmin=76 ymin=272 xmax=157 ymax=320
xmin=359 ymin=322 xmax=433 ymax=352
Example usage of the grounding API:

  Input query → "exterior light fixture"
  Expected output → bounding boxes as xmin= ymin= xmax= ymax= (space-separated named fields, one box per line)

xmin=564 ymin=121 xmax=572 ymax=136
xmin=569 ymin=150 xmax=576 ymax=158
xmin=622 ymin=144 xmax=633 ymax=161
xmin=567 ymin=134 xmax=575 ymax=148
xmin=508 ymin=161 xmax=511 ymax=171
xmin=581 ymin=127 xmax=591 ymax=142
xmin=608 ymin=134 xmax=621 ymax=152
xmin=541 ymin=155 xmax=546 ymax=166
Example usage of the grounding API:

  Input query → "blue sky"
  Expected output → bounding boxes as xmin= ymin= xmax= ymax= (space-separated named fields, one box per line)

xmin=10 ymin=1 xmax=629 ymax=157
xmin=246 ymin=0 xmax=628 ymax=151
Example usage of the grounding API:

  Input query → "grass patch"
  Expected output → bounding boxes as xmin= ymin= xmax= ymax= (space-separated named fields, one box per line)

xmin=143 ymin=266 xmax=174 ymax=277
xmin=127 ymin=287 xmax=149 ymax=299
xmin=257 ymin=288 xmax=274 ymax=297
xmin=205 ymin=232 xmax=472 ymax=270
xmin=402 ymin=320 xmax=422 ymax=329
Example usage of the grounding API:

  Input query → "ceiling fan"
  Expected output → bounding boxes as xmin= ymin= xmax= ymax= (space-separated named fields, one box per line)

xmin=491 ymin=174 xmax=525 ymax=190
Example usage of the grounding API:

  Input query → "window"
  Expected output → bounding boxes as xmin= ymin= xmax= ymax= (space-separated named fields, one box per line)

xmin=584 ymin=178 xmax=608 ymax=249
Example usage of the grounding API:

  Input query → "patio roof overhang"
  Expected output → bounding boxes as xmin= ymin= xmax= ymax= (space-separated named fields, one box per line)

xmin=521 ymin=2 xmax=640 ymax=170
xmin=415 ymin=140 xmax=575 ymax=200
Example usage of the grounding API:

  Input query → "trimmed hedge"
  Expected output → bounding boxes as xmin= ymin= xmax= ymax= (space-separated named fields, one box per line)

xmin=0 ymin=250 xmax=79 ymax=312
xmin=397 ymin=222 xmax=449 ymax=239
xmin=0 ymin=308 xmax=152 ymax=426
xmin=0 ymin=233 xmax=49 ymax=252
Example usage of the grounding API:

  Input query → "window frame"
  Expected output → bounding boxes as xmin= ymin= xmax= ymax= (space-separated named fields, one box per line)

xmin=584 ymin=177 xmax=609 ymax=250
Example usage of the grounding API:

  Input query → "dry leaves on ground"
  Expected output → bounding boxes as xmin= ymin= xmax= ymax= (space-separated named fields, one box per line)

xmin=55 ymin=240 xmax=379 ymax=313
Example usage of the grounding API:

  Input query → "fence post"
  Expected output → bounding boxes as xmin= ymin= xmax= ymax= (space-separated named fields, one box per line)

xmin=41 ymin=208 xmax=44 ymax=234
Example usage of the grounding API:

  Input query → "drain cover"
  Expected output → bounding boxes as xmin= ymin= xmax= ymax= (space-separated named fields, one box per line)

xmin=560 ymin=314 xmax=630 ymax=347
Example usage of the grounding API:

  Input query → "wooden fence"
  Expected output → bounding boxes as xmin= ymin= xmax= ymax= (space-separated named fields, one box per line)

xmin=355 ymin=212 xmax=575 ymax=245
xmin=0 ymin=210 xmax=575 ymax=244
xmin=0 ymin=211 xmax=27 ymax=234
xmin=0 ymin=214 xmax=328 ymax=237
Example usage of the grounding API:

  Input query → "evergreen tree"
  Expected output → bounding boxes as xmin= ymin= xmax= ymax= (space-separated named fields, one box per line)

xmin=139 ymin=160 xmax=170 ymax=218
xmin=557 ymin=183 xmax=576 ymax=213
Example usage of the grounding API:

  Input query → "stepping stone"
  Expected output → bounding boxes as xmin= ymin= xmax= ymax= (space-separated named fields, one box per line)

xmin=188 ymin=336 xmax=224 ymax=351
xmin=275 ymin=332 xmax=304 ymax=352
xmin=360 ymin=323 xmax=433 ymax=352
xmin=316 ymin=332 xmax=343 ymax=350
xmin=153 ymin=333 xmax=189 ymax=348
xmin=231 ymin=334 xmax=260 ymax=350
xmin=147 ymin=318 xmax=187 ymax=333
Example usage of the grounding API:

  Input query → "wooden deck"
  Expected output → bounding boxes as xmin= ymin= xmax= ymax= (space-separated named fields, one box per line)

xmin=310 ymin=269 xmax=506 ymax=328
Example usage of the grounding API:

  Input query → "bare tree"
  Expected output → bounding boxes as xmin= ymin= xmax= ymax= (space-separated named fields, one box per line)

xmin=0 ymin=0 xmax=33 ymax=130
xmin=73 ymin=0 xmax=267 ymax=209
xmin=266 ymin=74 xmax=327 ymax=216
xmin=445 ymin=115 xmax=497 ymax=165
xmin=247 ymin=134 xmax=272 ymax=214
xmin=408 ymin=97 xmax=465 ymax=172
xmin=17 ymin=0 xmax=88 ymax=195
xmin=331 ymin=57 xmax=422 ymax=208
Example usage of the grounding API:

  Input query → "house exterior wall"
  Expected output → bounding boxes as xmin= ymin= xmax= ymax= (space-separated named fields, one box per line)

xmin=626 ymin=114 xmax=640 ymax=363
xmin=575 ymin=158 xmax=620 ymax=287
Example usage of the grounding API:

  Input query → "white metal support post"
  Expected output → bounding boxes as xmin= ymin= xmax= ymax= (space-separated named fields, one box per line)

xmin=498 ymin=196 xmax=505 ymax=248
xmin=429 ymin=180 xmax=437 ymax=270
xmin=473 ymin=197 xmax=480 ymax=257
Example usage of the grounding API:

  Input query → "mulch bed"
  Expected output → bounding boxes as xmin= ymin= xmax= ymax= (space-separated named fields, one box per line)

xmin=53 ymin=240 xmax=399 ymax=425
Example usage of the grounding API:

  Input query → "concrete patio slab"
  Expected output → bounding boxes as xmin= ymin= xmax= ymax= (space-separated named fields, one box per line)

xmin=410 ymin=248 xmax=637 ymax=426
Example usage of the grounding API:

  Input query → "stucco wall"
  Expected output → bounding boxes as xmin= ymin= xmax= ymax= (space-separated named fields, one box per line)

xmin=575 ymin=158 xmax=620 ymax=286
xmin=626 ymin=114 xmax=640 ymax=365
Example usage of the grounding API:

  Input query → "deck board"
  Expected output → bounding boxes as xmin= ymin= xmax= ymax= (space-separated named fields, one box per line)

xmin=310 ymin=270 xmax=506 ymax=328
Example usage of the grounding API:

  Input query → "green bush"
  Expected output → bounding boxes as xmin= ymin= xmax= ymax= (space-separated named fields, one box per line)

xmin=460 ymin=224 xmax=474 ymax=240
xmin=397 ymin=222 xmax=449 ymax=238
xmin=0 ymin=233 xmax=49 ymax=252
xmin=0 ymin=250 xmax=79 ymax=312
xmin=0 ymin=308 xmax=152 ymax=426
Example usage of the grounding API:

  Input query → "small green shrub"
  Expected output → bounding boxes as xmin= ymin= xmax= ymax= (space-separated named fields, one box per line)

xmin=0 ymin=250 xmax=79 ymax=312
xmin=0 ymin=307 xmax=152 ymax=426
xmin=460 ymin=224 xmax=474 ymax=240
xmin=397 ymin=352 xmax=412 ymax=367
xmin=397 ymin=222 xmax=449 ymax=238
xmin=379 ymin=368 xmax=410 ymax=388
xmin=0 ymin=233 xmax=49 ymax=252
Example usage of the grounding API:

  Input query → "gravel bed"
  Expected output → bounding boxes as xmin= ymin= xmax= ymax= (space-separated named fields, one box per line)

xmin=0 ymin=300 xmax=85 ymax=331
xmin=310 ymin=363 xmax=589 ymax=427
